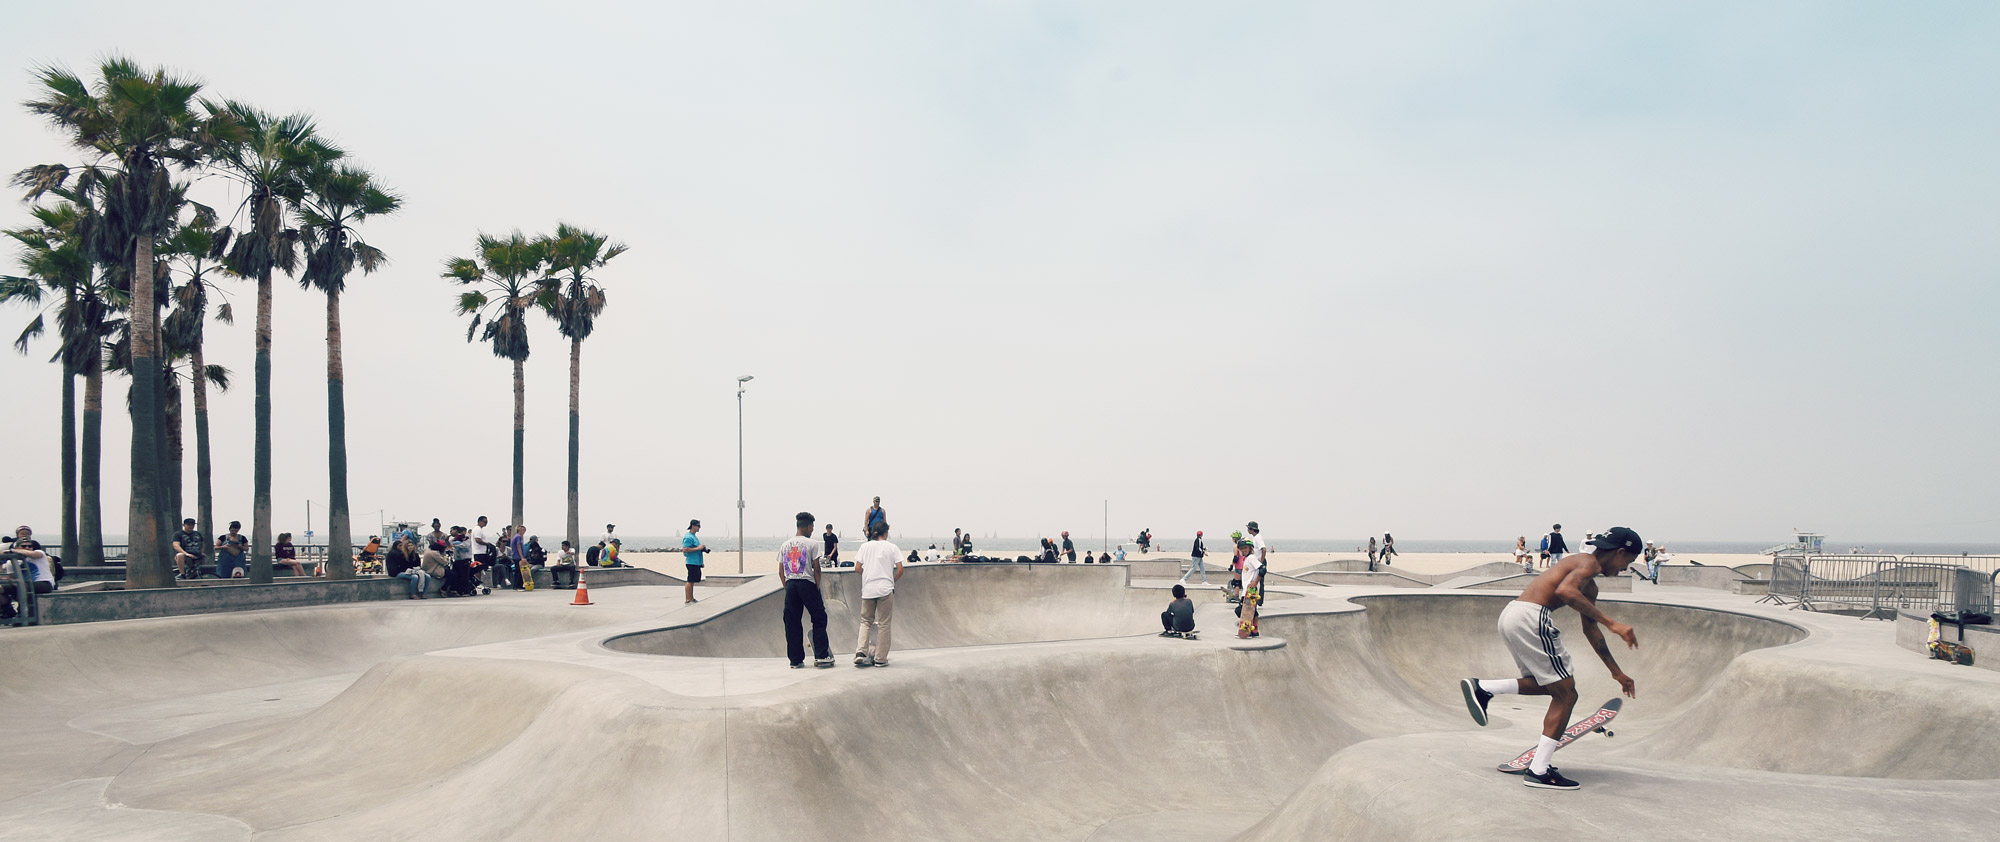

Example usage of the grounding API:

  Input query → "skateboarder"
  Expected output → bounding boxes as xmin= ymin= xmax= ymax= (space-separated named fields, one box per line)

xmin=779 ymin=512 xmax=835 ymax=668
xmin=1458 ymin=526 xmax=1644 ymax=791
xmin=1160 ymin=583 xmax=1196 ymax=638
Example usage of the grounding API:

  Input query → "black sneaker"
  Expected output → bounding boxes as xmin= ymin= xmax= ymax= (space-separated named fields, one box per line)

xmin=1459 ymin=679 xmax=1492 ymax=727
xmin=789 ymin=662 xmax=805 ymax=669
xmin=1523 ymin=766 xmax=1579 ymax=790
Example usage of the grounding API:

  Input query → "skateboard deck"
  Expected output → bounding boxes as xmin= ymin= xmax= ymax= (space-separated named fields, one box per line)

xmin=1497 ymin=698 xmax=1620 ymax=773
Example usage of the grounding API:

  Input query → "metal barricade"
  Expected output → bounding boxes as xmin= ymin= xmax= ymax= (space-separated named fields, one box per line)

xmin=1901 ymin=557 xmax=2000 ymax=614
xmin=1799 ymin=555 xmax=1900 ymax=616
xmin=1861 ymin=561 xmax=1964 ymax=619
xmin=3 ymin=555 xmax=41 ymax=626
xmin=1760 ymin=554 xmax=1808 ymax=607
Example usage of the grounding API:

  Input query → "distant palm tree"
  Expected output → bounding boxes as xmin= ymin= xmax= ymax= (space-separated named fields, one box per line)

xmin=161 ymin=202 xmax=232 ymax=550
xmin=539 ymin=224 xmax=624 ymax=552
xmin=446 ymin=232 xmax=549 ymax=532
xmin=296 ymin=157 xmax=400 ymax=580
xmin=16 ymin=57 xmax=240 ymax=587
xmin=109 ymin=333 xmax=232 ymax=526
xmin=206 ymin=101 xmax=319 ymax=584
xmin=2 ymin=198 xmax=114 ymax=566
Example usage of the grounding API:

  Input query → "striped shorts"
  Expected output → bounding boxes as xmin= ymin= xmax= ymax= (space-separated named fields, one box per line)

xmin=1499 ymin=600 xmax=1573 ymax=685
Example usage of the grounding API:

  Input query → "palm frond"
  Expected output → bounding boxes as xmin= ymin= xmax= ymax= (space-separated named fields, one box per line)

xmin=205 ymin=364 xmax=231 ymax=391
xmin=13 ymin=313 xmax=45 ymax=353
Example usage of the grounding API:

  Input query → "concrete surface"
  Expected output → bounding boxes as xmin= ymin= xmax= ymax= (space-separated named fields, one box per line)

xmin=2 ymin=565 xmax=1995 ymax=841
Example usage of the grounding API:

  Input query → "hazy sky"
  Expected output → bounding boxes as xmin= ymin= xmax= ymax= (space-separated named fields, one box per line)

xmin=2 ymin=2 xmax=1996 ymax=545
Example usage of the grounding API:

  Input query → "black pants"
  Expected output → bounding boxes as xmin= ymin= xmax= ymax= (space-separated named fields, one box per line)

xmin=490 ymin=558 xmax=518 ymax=589
xmin=782 ymin=579 xmax=830 ymax=665
xmin=1161 ymin=610 xmax=1194 ymax=633
xmin=1 ymin=580 xmax=52 ymax=617
xmin=448 ymin=559 xmax=475 ymax=594
xmin=550 ymin=564 xmax=577 ymax=588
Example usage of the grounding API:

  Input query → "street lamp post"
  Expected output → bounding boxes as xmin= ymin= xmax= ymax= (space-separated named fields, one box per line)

xmin=737 ymin=375 xmax=754 ymax=573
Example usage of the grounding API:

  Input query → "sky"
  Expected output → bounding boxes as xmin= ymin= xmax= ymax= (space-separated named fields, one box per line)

xmin=1 ymin=1 xmax=1996 ymax=546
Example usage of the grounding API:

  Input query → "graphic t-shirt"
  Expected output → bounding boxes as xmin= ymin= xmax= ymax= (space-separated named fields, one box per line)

xmin=856 ymin=540 xmax=902 ymax=599
xmin=778 ymin=536 xmax=824 ymax=582
xmin=1250 ymin=534 xmax=1269 ymax=571
xmin=173 ymin=530 xmax=206 ymax=558
xmin=682 ymin=531 xmax=703 ymax=566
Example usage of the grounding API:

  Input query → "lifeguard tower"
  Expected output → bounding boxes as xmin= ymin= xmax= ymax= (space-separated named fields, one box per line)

xmin=1763 ymin=532 xmax=1825 ymax=556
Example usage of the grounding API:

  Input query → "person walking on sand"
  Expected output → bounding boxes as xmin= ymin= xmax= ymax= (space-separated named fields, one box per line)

xmin=681 ymin=519 xmax=710 ymax=604
xmin=1459 ymin=526 xmax=1644 ymax=791
xmin=853 ymin=520 xmax=904 ymax=668
xmin=1183 ymin=530 xmax=1209 ymax=585
xmin=1544 ymin=524 xmax=1569 ymax=567
xmin=779 ymin=512 xmax=834 ymax=668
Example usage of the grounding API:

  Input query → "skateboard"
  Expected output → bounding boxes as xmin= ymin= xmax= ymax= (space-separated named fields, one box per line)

xmin=1496 ymin=698 xmax=1620 ymax=773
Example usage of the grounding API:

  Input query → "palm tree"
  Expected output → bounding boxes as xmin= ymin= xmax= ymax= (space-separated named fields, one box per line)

xmin=109 ymin=335 xmax=232 ymax=528
xmin=2 ymin=199 xmax=114 ymax=566
xmin=538 ymin=224 xmax=624 ymax=553
xmin=296 ymin=158 xmax=400 ymax=579
xmin=445 ymin=232 xmax=549 ymax=532
xmin=17 ymin=58 xmax=239 ymax=588
xmin=161 ymin=202 xmax=232 ymax=551
xmin=207 ymin=101 xmax=319 ymax=583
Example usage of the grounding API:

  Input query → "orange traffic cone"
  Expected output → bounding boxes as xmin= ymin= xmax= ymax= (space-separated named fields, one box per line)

xmin=570 ymin=570 xmax=593 ymax=606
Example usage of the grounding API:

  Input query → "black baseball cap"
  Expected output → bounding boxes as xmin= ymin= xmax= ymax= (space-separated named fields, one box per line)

xmin=1588 ymin=526 xmax=1643 ymax=553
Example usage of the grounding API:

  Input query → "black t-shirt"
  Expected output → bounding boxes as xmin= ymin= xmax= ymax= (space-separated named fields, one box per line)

xmin=386 ymin=548 xmax=417 ymax=577
xmin=825 ymin=532 xmax=839 ymax=553
xmin=1062 ymin=538 xmax=1073 ymax=553
xmin=173 ymin=530 xmax=207 ymax=558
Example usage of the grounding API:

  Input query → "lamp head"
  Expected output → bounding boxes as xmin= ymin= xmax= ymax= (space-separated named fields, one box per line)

xmin=737 ymin=375 xmax=754 ymax=383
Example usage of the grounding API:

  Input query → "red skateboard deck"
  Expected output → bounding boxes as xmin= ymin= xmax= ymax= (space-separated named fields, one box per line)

xmin=1497 ymin=698 xmax=1620 ymax=773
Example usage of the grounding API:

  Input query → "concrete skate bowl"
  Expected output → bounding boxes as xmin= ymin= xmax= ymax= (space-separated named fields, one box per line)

xmin=602 ymin=562 xmax=1274 ymax=657
xmin=16 ymin=585 xmax=2000 ymax=842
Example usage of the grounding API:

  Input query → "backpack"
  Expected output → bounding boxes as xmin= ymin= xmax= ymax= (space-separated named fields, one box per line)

xmin=50 ymin=556 xmax=64 ymax=583
xmin=586 ymin=545 xmax=602 ymax=565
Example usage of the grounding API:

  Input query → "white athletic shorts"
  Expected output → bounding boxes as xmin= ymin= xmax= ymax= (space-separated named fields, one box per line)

xmin=1498 ymin=599 xmax=1573 ymax=685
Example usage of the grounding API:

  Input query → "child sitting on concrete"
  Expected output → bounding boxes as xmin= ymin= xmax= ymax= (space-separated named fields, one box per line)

xmin=1160 ymin=584 xmax=1196 ymax=638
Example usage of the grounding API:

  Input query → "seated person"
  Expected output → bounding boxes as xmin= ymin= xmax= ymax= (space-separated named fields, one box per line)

xmin=420 ymin=541 xmax=452 ymax=591
xmin=1084 ymin=551 xmax=1095 ymax=564
xmin=172 ymin=518 xmax=206 ymax=579
xmin=549 ymin=541 xmax=579 ymax=589
xmin=385 ymin=539 xmax=428 ymax=599
xmin=273 ymin=532 xmax=308 ymax=576
xmin=1159 ymin=583 xmax=1196 ymax=637
xmin=214 ymin=521 xmax=250 ymax=578
xmin=1 ymin=525 xmax=54 ymax=620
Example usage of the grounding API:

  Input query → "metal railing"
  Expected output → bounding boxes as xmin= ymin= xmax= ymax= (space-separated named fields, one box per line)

xmin=92 ymin=543 xmax=339 ymax=566
xmin=1760 ymin=553 xmax=1983 ymax=620
xmin=2 ymin=556 xmax=40 ymax=626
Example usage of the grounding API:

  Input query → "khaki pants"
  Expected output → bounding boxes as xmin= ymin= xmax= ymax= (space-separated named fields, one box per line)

xmin=855 ymin=594 xmax=894 ymax=663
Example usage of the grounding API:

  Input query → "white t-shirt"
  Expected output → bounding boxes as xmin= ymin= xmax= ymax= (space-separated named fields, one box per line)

xmin=923 ymin=547 xmax=941 ymax=564
xmin=471 ymin=525 xmax=490 ymax=554
xmin=1242 ymin=558 xmax=1262 ymax=588
xmin=1250 ymin=533 xmax=1269 ymax=568
xmin=856 ymin=540 xmax=902 ymax=599
xmin=777 ymin=536 xmax=824 ymax=582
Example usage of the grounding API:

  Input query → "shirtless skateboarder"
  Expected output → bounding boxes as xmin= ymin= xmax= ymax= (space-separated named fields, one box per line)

xmin=1459 ymin=526 xmax=1645 ymax=790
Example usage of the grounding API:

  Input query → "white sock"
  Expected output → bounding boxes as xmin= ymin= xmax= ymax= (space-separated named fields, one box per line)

xmin=1478 ymin=679 xmax=1520 ymax=695
xmin=1529 ymin=736 xmax=1560 ymax=775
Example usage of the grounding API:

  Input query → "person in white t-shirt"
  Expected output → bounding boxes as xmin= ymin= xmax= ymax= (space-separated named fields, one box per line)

xmin=853 ymin=521 xmax=904 ymax=668
xmin=922 ymin=545 xmax=941 ymax=564
xmin=470 ymin=516 xmax=494 ymax=586
xmin=778 ymin=511 xmax=833 ymax=668
xmin=1247 ymin=521 xmax=1270 ymax=582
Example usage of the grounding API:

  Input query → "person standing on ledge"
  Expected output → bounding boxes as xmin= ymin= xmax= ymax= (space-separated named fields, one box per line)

xmin=1367 ymin=536 xmax=1378 ymax=570
xmin=853 ymin=520 xmax=903 ymax=667
xmin=1061 ymin=531 xmax=1075 ymax=563
xmin=779 ymin=512 xmax=834 ymax=668
xmin=1459 ymin=526 xmax=1643 ymax=791
xmin=681 ymin=519 xmax=709 ymax=604
xmin=864 ymin=496 xmax=887 ymax=535
xmin=1247 ymin=521 xmax=1270 ymax=583
xmin=1379 ymin=533 xmax=1397 ymax=566
xmin=951 ymin=528 xmax=963 ymax=556
xmin=823 ymin=524 xmax=841 ymax=567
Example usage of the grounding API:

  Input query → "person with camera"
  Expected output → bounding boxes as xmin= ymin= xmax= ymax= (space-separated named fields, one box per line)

xmin=2 ymin=525 xmax=54 ymax=620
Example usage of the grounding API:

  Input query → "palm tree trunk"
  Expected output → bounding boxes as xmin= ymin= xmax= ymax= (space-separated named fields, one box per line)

xmin=80 ymin=360 xmax=104 ymax=566
xmin=513 ymin=355 xmax=525 ymax=531
xmin=61 ymin=368 xmax=78 ymax=566
xmin=126 ymin=226 xmax=172 ymax=589
xmin=566 ymin=335 xmax=581 ymax=555
xmin=325 ymin=288 xmax=354 ymax=579
xmin=191 ymin=345 xmax=215 ymax=564
xmin=165 ymin=366 xmax=184 ymax=527
xmin=250 ymin=265 xmax=274 ymax=583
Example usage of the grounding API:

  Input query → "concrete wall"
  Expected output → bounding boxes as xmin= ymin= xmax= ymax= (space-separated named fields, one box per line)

xmin=40 ymin=579 xmax=407 ymax=625
xmin=1895 ymin=609 xmax=1999 ymax=672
